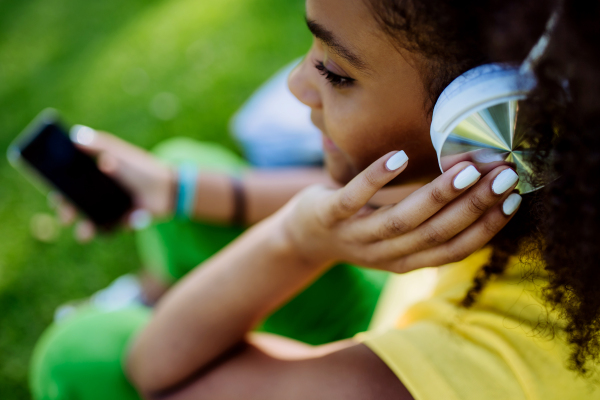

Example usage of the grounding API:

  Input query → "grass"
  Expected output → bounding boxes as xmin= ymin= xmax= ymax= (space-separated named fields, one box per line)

xmin=0 ymin=0 xmax=310 ymax=397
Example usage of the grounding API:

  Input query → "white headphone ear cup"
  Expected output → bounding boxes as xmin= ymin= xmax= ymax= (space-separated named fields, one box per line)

xmin=434 ymin=64 xmax=508 ymax=115
xmin=429 ymin=63 xmax=547 ymax=194
xmin=430 ymin=64 xmax=535 ymax=154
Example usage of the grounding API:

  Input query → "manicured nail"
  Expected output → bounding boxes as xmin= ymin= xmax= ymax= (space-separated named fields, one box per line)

xmin=502 ymin=193 xmax=522 ymax=216
xmin=385 ymin=151 xmax=408 ymax=171
xmin=129 ymin=209 xmax=152 ymax=230
xmin=70 ymin=125 xmax=96 ymax=145
xmin=492 ymin=169 xmax=519 ymax=194
xmin=453 ymin=165 xmax=481 ymax=189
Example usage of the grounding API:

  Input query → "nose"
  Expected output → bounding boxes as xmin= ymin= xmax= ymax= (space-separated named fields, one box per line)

xmin=288 ymin=57 xmax=322 ymax=109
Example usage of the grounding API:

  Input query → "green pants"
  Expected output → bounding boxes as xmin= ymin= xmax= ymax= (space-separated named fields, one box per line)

xmin=30 ymin=138 xmax=388 ymax=400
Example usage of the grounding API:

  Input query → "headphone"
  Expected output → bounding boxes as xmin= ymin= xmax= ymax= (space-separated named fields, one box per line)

xmin=430 ymin=10 xmax=558 ymax=194
xmin=429 ymin=64 xmax=539 ymax=193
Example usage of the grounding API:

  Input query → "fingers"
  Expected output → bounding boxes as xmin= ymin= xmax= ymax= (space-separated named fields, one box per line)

xmin=70 ymin=125 xmax=103 ymax=156
xmin=375 ymin=167 xmax=518 ymax=256
xmin=75 ymin=220 xmax=96 ymax=243
xmin=70 ymin=125 xmax=146 ymax=160
xmin=349 ymin=161 xmax=482 ymax=241
xmin=440 ymin=148 xmax=515 ymax=175
xmin=69 ymin=126 xmax=124 ymax=181
xmin=367 ymin=182 xmax=424 ymax=208
xmin=380 ymin=193 xmax=521 ymax=273
xmin=324 ymin=151 xmax=409 ymax=222
xmin=48 ymin=192 xmax=77 ymax=226
xmin=48 ymin=191 xmax=97 ymax=241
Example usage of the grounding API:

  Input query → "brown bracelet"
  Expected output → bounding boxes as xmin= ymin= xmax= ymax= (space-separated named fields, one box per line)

xmin=169 ymin=166 xmax=179 ymax=216
xmin=230 ymin=176 xmax=246 ymax=226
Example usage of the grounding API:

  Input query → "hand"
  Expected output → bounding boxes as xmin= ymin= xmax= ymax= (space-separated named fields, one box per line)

xmin=281 ymin=150 xmax=521 ymax=273
xmin=53 ymin=126 xmax=174 ymax=241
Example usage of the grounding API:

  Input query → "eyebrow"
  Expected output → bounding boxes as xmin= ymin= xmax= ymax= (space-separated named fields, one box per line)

xmin=305 ymin=17 xmax=369 ymax=72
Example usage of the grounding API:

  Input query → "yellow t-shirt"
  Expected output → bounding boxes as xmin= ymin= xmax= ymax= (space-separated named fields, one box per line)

xmin=357 ymin=249 xmax=597 ymax=399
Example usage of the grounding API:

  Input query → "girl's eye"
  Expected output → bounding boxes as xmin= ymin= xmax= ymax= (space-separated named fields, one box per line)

xmin=314 ymin=61 xmax=355 ymax=88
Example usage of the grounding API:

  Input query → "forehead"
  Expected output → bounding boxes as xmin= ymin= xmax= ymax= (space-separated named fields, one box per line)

xmin=306 ymin=0 xmax=396 ymax=72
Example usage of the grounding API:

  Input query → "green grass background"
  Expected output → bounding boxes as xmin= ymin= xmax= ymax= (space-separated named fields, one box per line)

xmin=0 ymin=0 xmax=309 ymax=397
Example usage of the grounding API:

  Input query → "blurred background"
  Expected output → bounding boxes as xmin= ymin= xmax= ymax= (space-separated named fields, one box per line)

xmin=0 ymin=0 xmax=309 ymax=397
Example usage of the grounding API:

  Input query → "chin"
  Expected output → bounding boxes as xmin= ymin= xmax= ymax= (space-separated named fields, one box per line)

xmin=324 ymin=154 xmax=358 ymax=185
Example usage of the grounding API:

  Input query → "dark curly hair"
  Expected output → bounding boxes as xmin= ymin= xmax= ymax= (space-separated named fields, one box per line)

xmin=366 ymin=0 xmax=600 ymax=375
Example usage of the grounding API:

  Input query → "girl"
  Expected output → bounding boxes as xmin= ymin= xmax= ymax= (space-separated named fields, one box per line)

xmin=33 ymin=0 xmax=600 ymax=398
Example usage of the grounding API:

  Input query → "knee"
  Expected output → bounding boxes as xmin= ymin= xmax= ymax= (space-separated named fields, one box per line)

xmin=151 ymin=137 xmax=246 ymax=174
xmin=30 ymin=306 xmax=150 ymax=400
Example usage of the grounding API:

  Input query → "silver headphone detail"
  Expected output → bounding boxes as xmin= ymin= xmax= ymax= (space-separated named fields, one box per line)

xmin=430 ymin=64 xmax=546 ymax=194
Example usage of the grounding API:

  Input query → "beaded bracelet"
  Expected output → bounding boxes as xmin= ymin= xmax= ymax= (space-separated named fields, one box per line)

xmin=174 ymin=165 xmax=246 ymax=225
xmin=175 ymin=164 xmax=199 ymax=219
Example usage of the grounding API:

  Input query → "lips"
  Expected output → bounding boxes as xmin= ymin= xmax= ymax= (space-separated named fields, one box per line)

xmin=311 ymin=111 xmax=340 ymax=152
xmin=322 ymin=134 xmax=340 ymax=152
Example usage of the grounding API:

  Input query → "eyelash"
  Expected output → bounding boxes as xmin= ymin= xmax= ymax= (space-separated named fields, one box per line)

xmin=314 ymin=61 xmax=355 ymax=88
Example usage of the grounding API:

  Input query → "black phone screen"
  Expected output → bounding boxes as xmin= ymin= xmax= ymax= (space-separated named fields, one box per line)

xmin=19 ymin=122 xmax=133 ymax=230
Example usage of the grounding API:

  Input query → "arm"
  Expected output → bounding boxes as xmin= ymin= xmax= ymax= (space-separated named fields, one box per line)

xmin=127 ymin=151 xmax=520 ymax=397
xmin=192 ymin=169 xmax=422 ymax=225
xmin=146 ymin=336 xmax=412 ymax=400
xmin=67 ymin=129 xmax=335 ymax=226
xmin=193 ymin=168 xmax=333 ymax=224
xmin=126 ymin=211 xmax=329 ymax=390
xmin=127 ymin=212 xmax=412 ymax=400
xmin=67 ymin=129 xmax=420 ymax=229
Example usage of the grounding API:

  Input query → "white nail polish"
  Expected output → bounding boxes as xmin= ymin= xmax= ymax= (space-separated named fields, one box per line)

xmin=453 ymin=165 xmax=481 ymax=189
xmin=129 ymin=209 xmax=152 ymax=230
xmin=492 ymin=169 xmax=519 ymax=194
xmin=70 ymin=125 xmax=96 ymax=145
xmin=502 ymin=193 xmax=522 ymax=215
xmin=386 ymin=151 xmax=409 ymax=171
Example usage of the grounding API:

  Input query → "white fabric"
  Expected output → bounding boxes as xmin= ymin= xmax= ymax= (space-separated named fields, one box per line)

xmin=230 ymin=60 xmax=323 ymax=168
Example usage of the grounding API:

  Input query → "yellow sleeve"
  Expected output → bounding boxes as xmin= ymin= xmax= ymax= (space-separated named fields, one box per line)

xmin=356 ymin=251 xmax=597 ymax=400
xmin=359 ymin=323 xmax=528 ymax=400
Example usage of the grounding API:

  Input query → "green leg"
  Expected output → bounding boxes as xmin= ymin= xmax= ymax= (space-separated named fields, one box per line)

xmin=30 ymin=138 xmax=388 ymax=400
xmin=137 ymin=137 xmax=388 ymax=343
xmin=30 ymin=306 xmax=150 ymax=400
xmin=135 ymin=137 xmax=247 ymax=283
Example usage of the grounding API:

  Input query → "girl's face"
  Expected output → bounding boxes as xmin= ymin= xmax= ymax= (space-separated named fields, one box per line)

xmin=289 ymin=0 xmax=440 ymax=185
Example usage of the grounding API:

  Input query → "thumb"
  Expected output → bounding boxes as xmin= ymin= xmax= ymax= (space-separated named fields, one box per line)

xmin=325 ymin=150 xmax=409 ymax=221
xmin=97 ymin=152 xmax=121 ymax=177
xmin=70 ymin=125 xmax=105 ymax=156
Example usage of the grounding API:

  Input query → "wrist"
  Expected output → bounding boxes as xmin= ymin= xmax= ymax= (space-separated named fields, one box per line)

xmin=269 ymin=209 xmax=334 ymax=272
xmin=165 ymin=166 xmax=177 ymax=217
xmin=173 ymin=164 xmax=200 ymax=219
xmin=147 ymin=163 xmax=177 ymax=218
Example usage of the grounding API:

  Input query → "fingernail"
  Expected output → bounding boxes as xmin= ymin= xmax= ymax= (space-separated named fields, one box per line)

xmin=502 ymin=193 xmax=522 ymax=216
xmin=453 ymin=165 xmax=481 ymax=189
xmin=75 ymin=220 xmax=95 ymax=243
xmin=492 ymin=169 xmax=519 ymax=195
xmin=129 ymin=209 xmax=152 ymax=230
xmin=70 ymin=125 xmax=96 ymax=145
xmin=385 ymin=151 xmax=409 ymax=171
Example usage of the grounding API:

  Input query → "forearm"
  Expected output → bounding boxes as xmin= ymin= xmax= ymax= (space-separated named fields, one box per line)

xmin=192 ymin=168 xmax=333 ymax=225
xmin=127 ymin=212 xmax=329 ymax=393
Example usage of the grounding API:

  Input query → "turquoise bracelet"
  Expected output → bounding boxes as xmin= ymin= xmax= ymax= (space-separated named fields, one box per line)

xmin=175 ymin=164 xmax=199 ymax=219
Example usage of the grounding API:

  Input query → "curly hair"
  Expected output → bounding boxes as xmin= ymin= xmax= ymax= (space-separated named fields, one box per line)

xmin=366 ymin=0 xmax=600 ymax=375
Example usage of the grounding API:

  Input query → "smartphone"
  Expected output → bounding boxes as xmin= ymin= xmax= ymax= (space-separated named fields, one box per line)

xmin=7 ymin=109 xmax=133 ymax=230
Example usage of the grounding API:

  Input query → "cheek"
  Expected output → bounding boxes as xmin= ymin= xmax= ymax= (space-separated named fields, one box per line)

xmin=323 ymin=90 xmax=435 ymax=173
